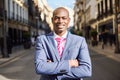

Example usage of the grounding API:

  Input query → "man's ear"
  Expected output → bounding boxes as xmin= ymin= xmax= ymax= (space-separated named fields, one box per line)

xmin=69 ymin=17 xmax=71 ymax=22
xmin=68 ymin=18 xmax=71 ymax=28
xmin=68 ymin=17 xmax=71 ymax=23
xmin=51 ymin=17 xmax=53 ymax=23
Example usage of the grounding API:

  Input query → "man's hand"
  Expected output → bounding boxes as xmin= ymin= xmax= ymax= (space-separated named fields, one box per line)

xmin=69 ymin=59 xmax=79 ymax=67
xmin=47 ymin=60 xmax=52 ymax=62
xmin=47 ymin=59 xmax=79 ymax=68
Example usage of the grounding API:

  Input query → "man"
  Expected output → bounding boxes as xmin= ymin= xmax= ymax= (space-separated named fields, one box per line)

xmin=35 ymin=7 xmax=92 ymax=80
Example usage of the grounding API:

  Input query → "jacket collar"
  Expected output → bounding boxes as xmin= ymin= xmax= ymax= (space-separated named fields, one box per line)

xmin=46 ymin=31 xmax=73 ymax=60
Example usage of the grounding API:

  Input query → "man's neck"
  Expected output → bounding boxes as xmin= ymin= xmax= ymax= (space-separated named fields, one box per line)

xmin=55 ymin=31 xmax=67 ymax=37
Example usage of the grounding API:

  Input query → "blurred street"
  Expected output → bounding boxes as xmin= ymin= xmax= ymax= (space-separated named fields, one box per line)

xmin=0 ymin=44 xmax=120 ymax=80
xmin=85 ymin=47 xmax=120 ymax=80
xmin=0 ymin=0 xmax=120 ymax=80
xmin=0 ymin=47 xmax=40 ymax=80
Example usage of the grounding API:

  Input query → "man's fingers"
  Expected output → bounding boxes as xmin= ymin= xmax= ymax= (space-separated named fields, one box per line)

xmin=47 ymin=60 xmax=52 ymax=62
xmin=69 ymin=59 xmax=79 ymax=67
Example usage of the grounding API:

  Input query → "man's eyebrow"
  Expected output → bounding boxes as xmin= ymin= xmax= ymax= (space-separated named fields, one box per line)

xmin=53 ymin=16 xmax=68 ymax=17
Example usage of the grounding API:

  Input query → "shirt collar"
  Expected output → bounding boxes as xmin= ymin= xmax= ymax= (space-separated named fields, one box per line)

xmin=54 ymin=31 xmax=68 ymax=39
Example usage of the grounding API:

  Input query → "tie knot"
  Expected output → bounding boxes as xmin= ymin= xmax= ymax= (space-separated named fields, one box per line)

xmin=55 ymin=37 xmax=66 ymax=42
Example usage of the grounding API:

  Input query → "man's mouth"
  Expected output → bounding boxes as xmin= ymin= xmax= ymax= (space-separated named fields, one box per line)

xmin=57 ymin=24 xmax=63 ymax=26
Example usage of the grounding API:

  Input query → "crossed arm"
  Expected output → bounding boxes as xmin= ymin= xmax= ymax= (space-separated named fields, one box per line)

xmin=35 ymin=37 xmax=92 ymax=78
xmin=47 ymin=59 xmax=79 ymax=68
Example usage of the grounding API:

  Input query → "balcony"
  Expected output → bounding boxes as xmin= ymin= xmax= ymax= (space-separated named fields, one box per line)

xmin=108 ymin=9 xmax=113 ymax=15
xmin=102 ymin=9 xmax=107 ymax=17
xmin=23 ymin=18 xmax=28 ymax=25
xmin=16 ymin=14 xmax=22 ymax=22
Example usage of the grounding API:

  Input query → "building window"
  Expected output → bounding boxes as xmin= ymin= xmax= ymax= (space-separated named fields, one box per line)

xmin=109 ymin=0 xmax=113 ymax=14
xmin=17 ymin=4 xmax=18 ymax=21
xmin=97 ymin=3 xmax=100 ymax=18
xmin=105 ymin=0 xmax=108 ymax=14
xmin=101 ymin=1 xmax=103 ymax=15
xmin=20 ymin=7 xmax=22 ymax=21
xmin=116 ymin=0 xmax=120 ymax=13
xmin=12 ymin=1 xmax=15 ymax=19
xmin=8 ymin=0 xmax=10 ymax=18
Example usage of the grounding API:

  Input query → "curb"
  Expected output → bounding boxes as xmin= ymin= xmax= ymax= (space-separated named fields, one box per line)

xmin=0 ymin=49 xmax=30 ymax=67
xmin=89 ymin=46 xmax=120 ymax=62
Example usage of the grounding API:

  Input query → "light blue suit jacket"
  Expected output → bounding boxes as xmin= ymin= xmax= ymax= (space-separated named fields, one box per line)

xmin=35 ymin=32 xmax=92 ymax=80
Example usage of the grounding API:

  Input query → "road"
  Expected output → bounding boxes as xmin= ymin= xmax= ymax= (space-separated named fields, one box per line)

xmin=0 ymin=48 xmax=120 ymax=80
xmin=84 ymin=50 xmax=120 ymax=80
xmin=0 ymin=48 xmax=40 ymax=80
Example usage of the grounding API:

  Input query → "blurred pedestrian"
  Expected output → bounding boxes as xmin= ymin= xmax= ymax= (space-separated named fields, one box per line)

xmin=31 ymin=35 xmax=35 ymax=46
xmin=6 ymin=35 xmax=13 ymax=54
xmin=0 ymin=37 xmax=4 ymax=57
xmin=101 ymin=30 xmax=109 ymax=49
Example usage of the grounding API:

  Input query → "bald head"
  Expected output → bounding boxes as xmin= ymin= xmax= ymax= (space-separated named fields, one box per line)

xmin=52 ymin=7 xmax=70 ymax=36
xmin=53 ymin=7 xmax=69 ymax=17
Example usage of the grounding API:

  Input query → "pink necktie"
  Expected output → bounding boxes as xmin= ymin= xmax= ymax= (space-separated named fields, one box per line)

xmin=55 ymin=37 xmax=66 ymax=57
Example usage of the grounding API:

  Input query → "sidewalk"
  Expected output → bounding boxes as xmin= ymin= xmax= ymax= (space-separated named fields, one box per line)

xmin=89 ymin=43 xmax=120 ymax=62
xmin=0 ymin=46 xmax=34 ymax=80
xmin=0 ymin=46 xmax=34 ymax=66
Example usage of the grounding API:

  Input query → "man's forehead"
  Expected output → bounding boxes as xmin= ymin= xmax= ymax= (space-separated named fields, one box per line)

xmin=53 ymin=15 xmax=68 ymax=18
xmin=53 ymin=7 xmax=69 ymax=17
xmin=53 ymin=7 xmax=68 ymax=13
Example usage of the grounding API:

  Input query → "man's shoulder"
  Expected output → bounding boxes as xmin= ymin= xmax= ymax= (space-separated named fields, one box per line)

xmin=37 ymin=32 xmax=53 ymax=39
xmin=37 ymin=35 xmax=45 ymax=39
xmin=70 ymin=33 xmax=85 ymax=40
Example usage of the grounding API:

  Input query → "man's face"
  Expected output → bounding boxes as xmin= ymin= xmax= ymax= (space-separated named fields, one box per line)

xmin=52 ymin=8 xmax=70 ymax=34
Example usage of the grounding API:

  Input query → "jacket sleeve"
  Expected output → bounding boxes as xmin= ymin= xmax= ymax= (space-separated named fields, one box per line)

xmin=62 ymin=38 xmax=92 ymax=78
xmin=34 ymin=36 xmax=70 ymax=75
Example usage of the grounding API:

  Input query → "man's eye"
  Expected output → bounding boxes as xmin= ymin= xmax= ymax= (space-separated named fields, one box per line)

xmin=62 ymin=17 xmax=67 ymax=20
xmin=54 ymin=17 xmax=59 ymax=20
xmin=53 ymin=17 xmax=67 ymax=20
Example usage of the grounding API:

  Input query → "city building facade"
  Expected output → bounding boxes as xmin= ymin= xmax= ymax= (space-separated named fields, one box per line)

xmin=74 ymin=0 xmax=120 ymax=52
xmin=0 ymin=0 xmax=52 ymax=57
xmin=74 ymin=0 xmax=120 ymax=38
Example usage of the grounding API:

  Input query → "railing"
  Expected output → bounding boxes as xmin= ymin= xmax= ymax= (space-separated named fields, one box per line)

xmin=23 ymin=18 xmax=29 ymax=25
xmin=7 ymin=11 xmax=24 ymax=24
xmin=1 ymin=10 xmax=29 ymax=26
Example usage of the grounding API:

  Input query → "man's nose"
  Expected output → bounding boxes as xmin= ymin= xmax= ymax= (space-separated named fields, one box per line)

xmin=58 ymin=18 xmax=63 ymax=22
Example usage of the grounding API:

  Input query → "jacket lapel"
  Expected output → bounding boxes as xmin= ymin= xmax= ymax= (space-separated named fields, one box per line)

xmin=61 ymin=32 xmax=73 ymax=60
xmin=46 ymin=32 xmax=60 ymax=61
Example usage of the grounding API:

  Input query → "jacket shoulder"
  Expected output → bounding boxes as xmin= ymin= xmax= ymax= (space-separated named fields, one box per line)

xmin=71 ymin=34 xmax=85 ymax=40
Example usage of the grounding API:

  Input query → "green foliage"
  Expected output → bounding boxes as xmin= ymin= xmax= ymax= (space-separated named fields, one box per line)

xmin=90 ymin=30 xmax=98 ymax=37
xmin=77 ymin=31 xmax=83 ymax=36
xmin=23 ymin=31 xmax=30 ymax=39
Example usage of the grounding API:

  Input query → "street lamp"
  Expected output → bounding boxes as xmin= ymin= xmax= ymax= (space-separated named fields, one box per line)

xmin=3 ymin=0 xmax=9 ymax=57
xmin=80 ymin=0 xmax=86 ymax=38
xmin=114 ymin=0 xmax=120 ymax=53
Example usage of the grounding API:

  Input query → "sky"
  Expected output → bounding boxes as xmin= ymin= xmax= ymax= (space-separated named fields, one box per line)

xmin=46 ymin=0 xmax=75 ymax=26
xmin=46 ymin=0 xmax=75 ymax=10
